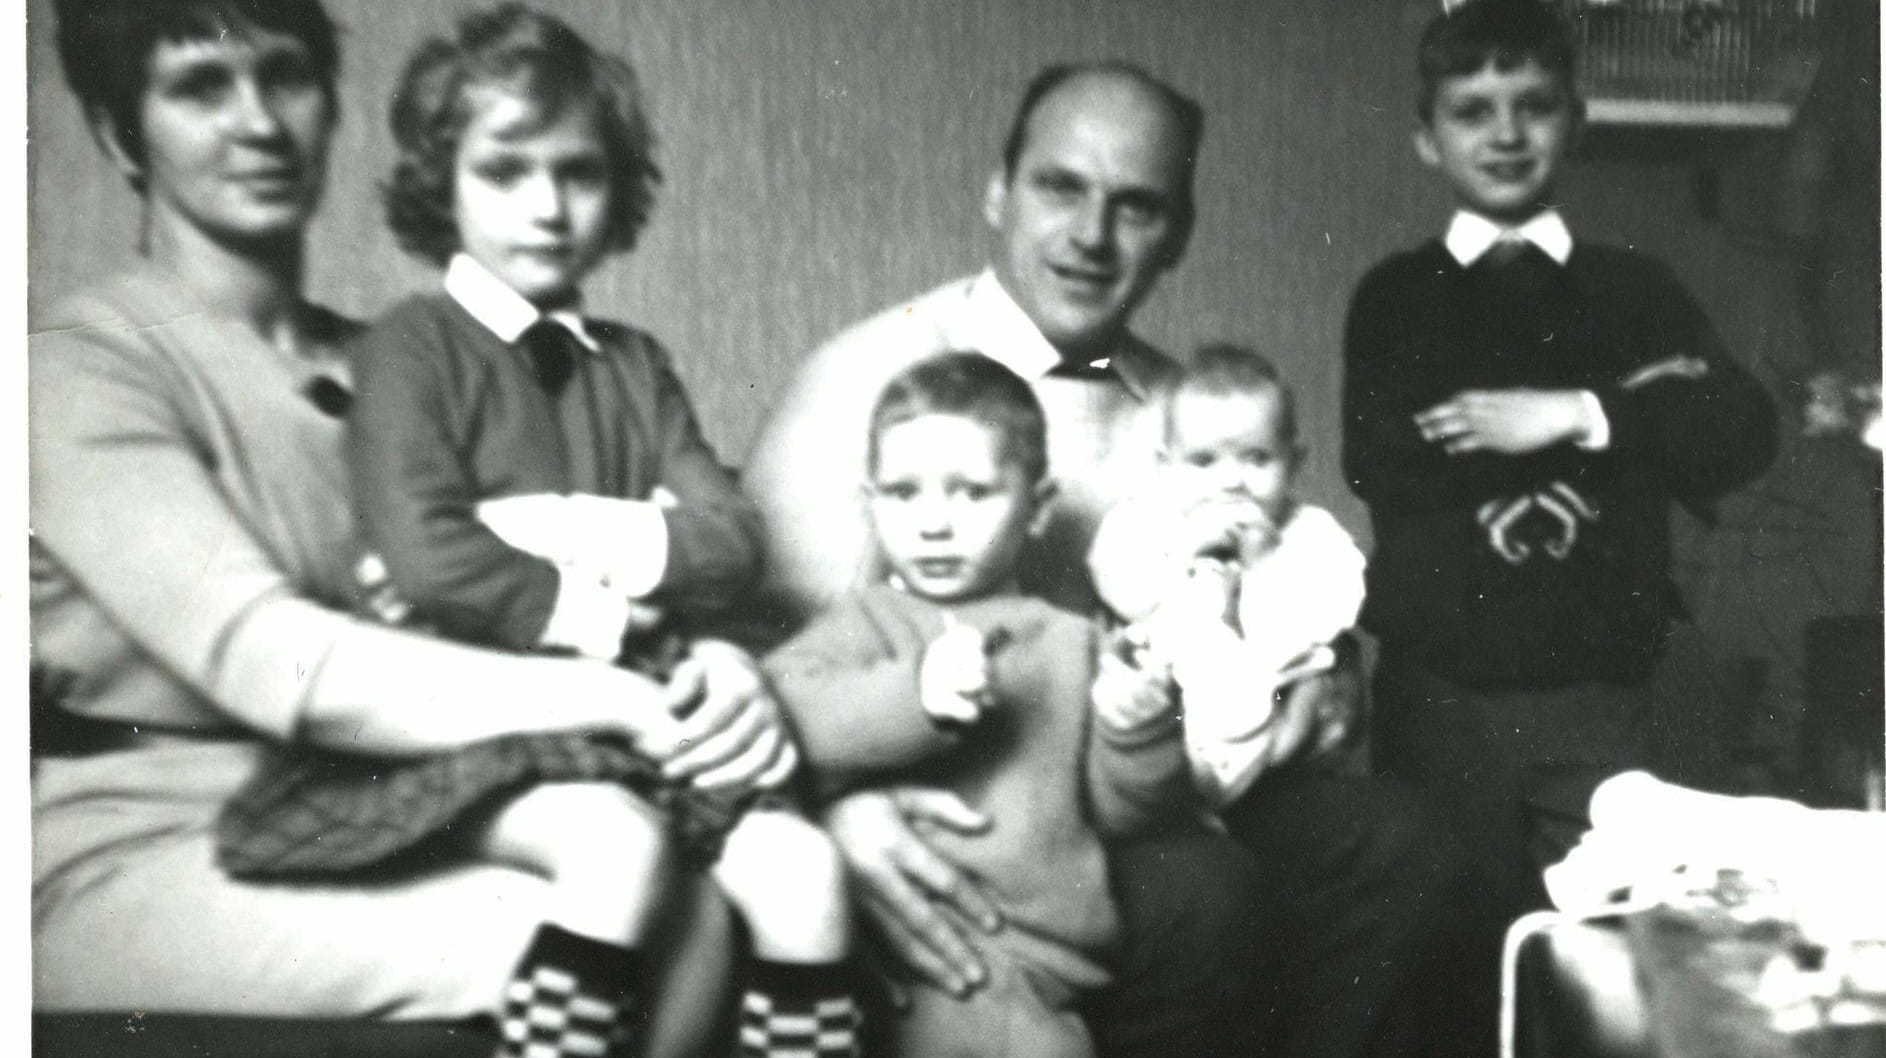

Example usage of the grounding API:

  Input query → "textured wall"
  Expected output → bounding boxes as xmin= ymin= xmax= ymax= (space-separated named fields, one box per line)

xmin=27 ymin=0 xmax=1874 ymax=783
xmin=23 ymin=0 xmax=1814 ymax=508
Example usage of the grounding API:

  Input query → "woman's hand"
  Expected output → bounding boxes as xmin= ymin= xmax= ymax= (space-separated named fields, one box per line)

xmin=823 ymin=787 xmax=1003 ymax=998
xmin=657 ymin=639 xmax=797 ymax=792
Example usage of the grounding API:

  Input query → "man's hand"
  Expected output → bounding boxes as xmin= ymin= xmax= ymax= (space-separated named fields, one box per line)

xmin=1415 ymin=388 xmax=1596 ymax=456
xmin=1281 ymin=656 xmax=1364 ymax=764
xmin=919 ymin=617 xmax=993 ymax=726
xmin=1233 ymin=652 xmax=1363 ymax=784
xmin=621 ymin=599 xmax=667 ymax=633
xmin=823 ymin=788 xmax=1002 ymax=998
xmin=658 ymin=639 xmax=797 ymax=791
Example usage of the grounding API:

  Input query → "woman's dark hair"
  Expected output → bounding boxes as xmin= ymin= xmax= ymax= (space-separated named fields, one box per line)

xmin=383 ymin=3 xmax=661 ymax=265
xmin=54 ymin=0 xmax=340 ymax=182
xmin=868 ymin=352 xmax=1049 ymax=485
xmin=1417 ymin=0 xmax=1577 ymax=121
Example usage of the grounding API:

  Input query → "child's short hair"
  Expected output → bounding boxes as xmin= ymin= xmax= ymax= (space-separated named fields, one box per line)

xmin=55 ymin=0 xmax=340 ymax=188
xmin=383 ymin=3 xmax=661 ymax=265
xmin=1170 ymin=344 xmax=1299 ymax=445
xmin=1417 ymin=0 xmax=1578 ymax=120
xmin=868 ymin=352 xmax=1049 ymax=484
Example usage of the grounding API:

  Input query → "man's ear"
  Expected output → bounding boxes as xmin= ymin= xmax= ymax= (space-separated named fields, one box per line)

xmin=1159 ymin=205 xmax=1195 ymax=272
xmin=1027 ymin=478 xmax=1059 ymax=537
xmin=86 ymin=105 xmax=145 ymax=190
xmin=1412 ymin=122 xmax=1441 ymax=170
xmin=982 ymin=168 xmax=1010 ymax=231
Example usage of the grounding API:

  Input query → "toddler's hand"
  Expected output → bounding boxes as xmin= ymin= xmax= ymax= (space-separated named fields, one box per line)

xmin=1092 ymin=628 xmax=1177 ymax=733
xmin=920 ymin=616 xmax=993 ymax=726
xmin=659 ymin=641 xmax=798 ymax=792
xmin=602 ymin=666 xmax=686 ymax=759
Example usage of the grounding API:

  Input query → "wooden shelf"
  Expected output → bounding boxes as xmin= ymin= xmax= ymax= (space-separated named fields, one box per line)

xmin=1585 ymin=97 xmax=1798 ymax=128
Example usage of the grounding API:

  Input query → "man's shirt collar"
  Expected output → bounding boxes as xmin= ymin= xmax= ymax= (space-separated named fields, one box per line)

xmin=444 ymin=253 xmax=602 ymax=354
xmin=1443 ymin=209 xmax=1574 ymax=268
xmin=953 ymin=269 xmax=1150 ymax=398
xmin=958 ymin=270 xmax=1065 ymax=379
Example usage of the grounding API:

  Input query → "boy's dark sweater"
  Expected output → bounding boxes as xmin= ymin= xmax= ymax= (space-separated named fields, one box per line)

xmin=1343 ymin=238 xmax=1777 ymax=689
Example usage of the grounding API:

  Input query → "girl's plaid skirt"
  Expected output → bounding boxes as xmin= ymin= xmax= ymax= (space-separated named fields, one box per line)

xmin=216 ymin=731 xmax=769 ymax=878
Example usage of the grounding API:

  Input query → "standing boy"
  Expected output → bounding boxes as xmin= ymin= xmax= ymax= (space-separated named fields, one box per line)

xmin=1343 ymin=0 xmax=1778 ymax=1049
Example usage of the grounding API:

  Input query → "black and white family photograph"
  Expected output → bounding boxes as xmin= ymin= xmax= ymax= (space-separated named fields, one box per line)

xmin=17 ymin=1 xmax=1885 ymax=1056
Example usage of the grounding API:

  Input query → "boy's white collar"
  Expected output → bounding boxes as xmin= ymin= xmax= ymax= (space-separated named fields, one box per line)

xmin=444 ymin=253 xmax=601 ymax=353
xmin=1443 ymin=210 xmax=1574 ymax=267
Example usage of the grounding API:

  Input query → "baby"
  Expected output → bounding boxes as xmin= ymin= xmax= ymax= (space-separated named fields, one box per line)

xmin=1088 ymin=344 xmax=1366 ymax=807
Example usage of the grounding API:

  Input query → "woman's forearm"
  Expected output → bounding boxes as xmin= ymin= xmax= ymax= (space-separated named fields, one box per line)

xmin=296 ymin=619 xmax=667 ymax=756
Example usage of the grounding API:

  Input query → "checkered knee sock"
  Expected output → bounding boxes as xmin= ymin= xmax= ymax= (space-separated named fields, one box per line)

xmin=738 ymin=958 xmax=862 ymax=1058
xmin=498 ymin=924 xmax=645 ymax=1058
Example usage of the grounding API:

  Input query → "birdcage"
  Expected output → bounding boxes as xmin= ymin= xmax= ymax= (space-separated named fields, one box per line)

xmin=1562 ymin=0 xmax=1826 ymax=126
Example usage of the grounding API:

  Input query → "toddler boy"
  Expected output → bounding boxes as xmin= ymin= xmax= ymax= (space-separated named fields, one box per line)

xmin=766 ymin=351 xmax=1190 ymax=1058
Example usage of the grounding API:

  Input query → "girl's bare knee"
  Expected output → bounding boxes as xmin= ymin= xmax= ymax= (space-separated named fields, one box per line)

xmin=715 ymin=811 xmax=851 ymax=962
xmin=486 ymin=783 xmax=676 ymax=946
xmin=486 ymin=782 xmax=669 ymax=884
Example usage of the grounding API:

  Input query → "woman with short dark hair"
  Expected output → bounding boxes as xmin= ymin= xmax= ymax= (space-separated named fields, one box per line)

xmin=31 ymin=3 xmax=765 ymax=1048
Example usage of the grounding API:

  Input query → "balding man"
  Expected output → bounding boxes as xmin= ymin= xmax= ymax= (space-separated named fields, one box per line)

xmin=745 ymin=63 xmax=1451 ymax=1058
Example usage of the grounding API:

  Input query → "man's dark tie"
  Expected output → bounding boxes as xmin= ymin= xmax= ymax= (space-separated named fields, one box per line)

xmin=520 ymin=320 xmax=580 ymax=398
xmin=1045 ymin=357 xmax=1113 ymax=381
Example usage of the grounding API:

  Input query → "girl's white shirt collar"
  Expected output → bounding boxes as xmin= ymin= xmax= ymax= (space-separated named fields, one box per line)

xmin=443 ymin=253 xmax=602 ymax=353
